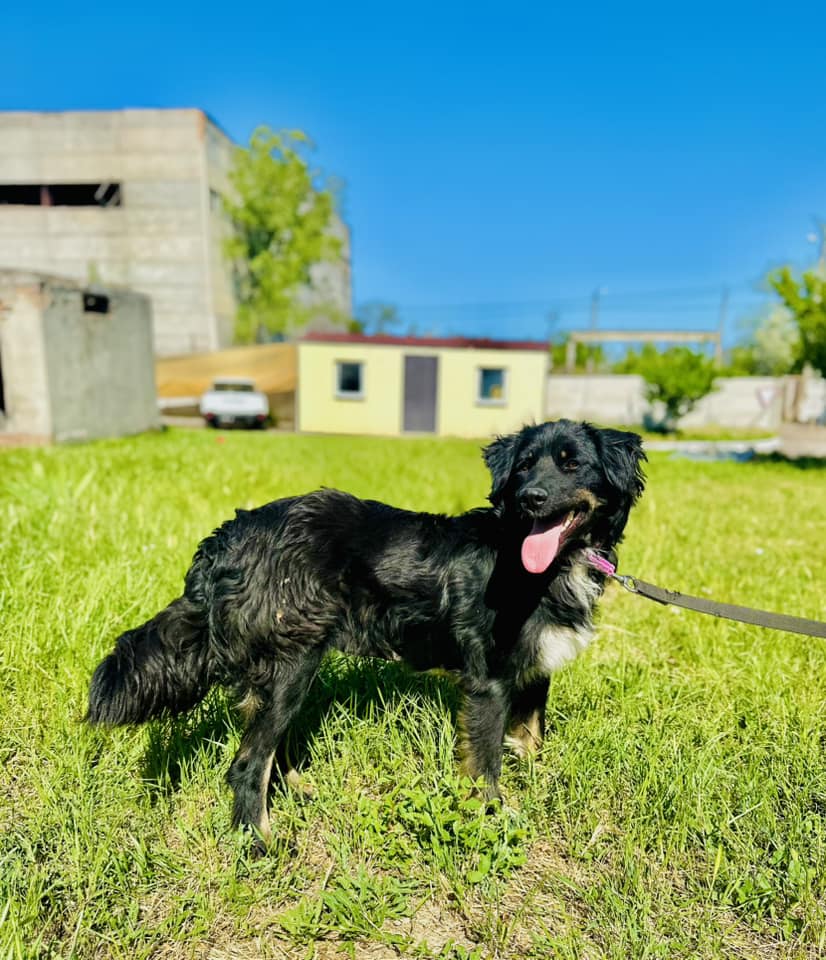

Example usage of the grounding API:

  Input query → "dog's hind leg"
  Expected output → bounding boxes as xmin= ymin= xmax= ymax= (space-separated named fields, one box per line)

xmin=227 ymin=651 xmax=321 ymax=853
xmin=456 ymin=679 xmax=510 ymax=801
xmin=505 ymin=678 xmax=549 ymax=758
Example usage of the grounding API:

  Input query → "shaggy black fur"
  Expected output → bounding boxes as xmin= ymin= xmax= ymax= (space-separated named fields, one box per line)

xmin=88 ymin=420 xmax=645 ymax=847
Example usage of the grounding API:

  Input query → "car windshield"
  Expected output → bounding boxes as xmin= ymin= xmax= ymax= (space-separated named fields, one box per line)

xmin=214 ymin=382 xmax=254 ymax=392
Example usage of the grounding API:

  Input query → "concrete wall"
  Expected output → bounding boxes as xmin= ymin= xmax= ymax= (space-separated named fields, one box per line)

xmin=796 ymin=374 xmax=826 ymax=423
xmin=0 ymin=270 xmax=159 ymax=441
xmin=204 ymin=121 xmax=238 ymax=350
xmin=298 ymin=340 xmax=547 ymax=437
xmin=43 ymin=285 xmax=159 ymax=442
xmin=680 ymin=377 xmax=784 ymax=429
xmin=546 ymin=374 xmax=647 ymax=426
xmin=546 ymin=373 xmax=786 ymax=429
xmin=0 ymin=272 xmax=53 ymax=435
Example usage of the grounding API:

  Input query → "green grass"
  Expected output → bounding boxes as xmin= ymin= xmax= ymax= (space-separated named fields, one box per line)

xmin=2 ymin=428 xmax=826 ymax=959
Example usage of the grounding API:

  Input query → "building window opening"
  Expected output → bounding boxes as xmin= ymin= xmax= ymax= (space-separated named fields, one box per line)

xmin=0 ymin=185 xmax=41 ymax=205
xmin=83 ymin=292 xmax=110 ymax=314
xmin=335 ymin=361 xmax=364 ymax=399
xmin=477 ymin=367 xmax=507 ymax=405
xmin=50 ymin=183 xmax=121 ymax=206
xmin=0 ymin=182 xmax=122 ymax=207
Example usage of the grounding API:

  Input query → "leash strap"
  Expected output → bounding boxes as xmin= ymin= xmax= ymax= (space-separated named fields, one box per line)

xmin=584 ymin=551 xmax=826 ymax=639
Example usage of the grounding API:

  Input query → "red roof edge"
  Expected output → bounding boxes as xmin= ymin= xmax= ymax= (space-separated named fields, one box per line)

xmin=300 ymin=332 xmax=548 ymax=351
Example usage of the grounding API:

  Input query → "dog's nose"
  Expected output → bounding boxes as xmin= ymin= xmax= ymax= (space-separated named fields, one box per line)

xmin=519 ymin=487 xmax=548 ymax=511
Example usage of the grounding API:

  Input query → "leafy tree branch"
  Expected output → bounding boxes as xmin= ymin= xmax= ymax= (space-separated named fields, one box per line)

xmin=223 ymin=126 xmax=343 ymax=343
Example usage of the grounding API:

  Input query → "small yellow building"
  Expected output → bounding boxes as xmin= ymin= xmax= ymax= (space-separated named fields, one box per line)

xmin=297 ymin=333 xmax=548 ymax=437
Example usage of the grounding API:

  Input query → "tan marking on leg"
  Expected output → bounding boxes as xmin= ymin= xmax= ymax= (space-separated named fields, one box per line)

xmin=256 ymin=752 xmax=275 ymax=842
xmin=237 ymin=689 xmax=262 ymax=724
xmin=456 ymin=707 xmax=480 ymax=780
xmin=284 ymin=766 xmax=315 ymax=799
xmin=505 ymin=709 xmax=544 ymax=758
xmin=276 ymin=731 xmax=314 ymax=799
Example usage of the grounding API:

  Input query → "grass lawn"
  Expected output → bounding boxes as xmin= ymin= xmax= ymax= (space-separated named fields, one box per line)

xmin=607 ymin=425 xmax=779 ymax=443
xmin=2 ymin=428 xmax=826 ymax=959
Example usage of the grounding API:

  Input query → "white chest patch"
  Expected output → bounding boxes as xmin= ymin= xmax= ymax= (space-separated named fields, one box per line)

xmin=528 ymin=560 xmax=600 ymax=679
xmin=535 ymin=623 xmax=594 ymax=675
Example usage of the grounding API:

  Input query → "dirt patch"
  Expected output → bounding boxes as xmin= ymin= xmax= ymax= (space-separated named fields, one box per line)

xmin=0 ymin=432 xmax=49 ymax=447
xmin=778 ymin=423 xmax=826 ymax=458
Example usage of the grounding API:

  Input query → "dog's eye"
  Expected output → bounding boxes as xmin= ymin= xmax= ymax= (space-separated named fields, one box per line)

xmin=515 ymin=456 xmax=535 ymax=473
xmin=558 ymin=449 xmax=579 ymax=472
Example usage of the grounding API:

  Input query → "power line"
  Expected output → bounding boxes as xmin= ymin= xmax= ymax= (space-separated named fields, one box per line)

xmin=373 ymin=281 xmax=770 ymax=314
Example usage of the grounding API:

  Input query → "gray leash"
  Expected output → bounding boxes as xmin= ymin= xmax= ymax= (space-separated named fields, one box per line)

xmin=585 ymin=551 xmax=826 ymax=640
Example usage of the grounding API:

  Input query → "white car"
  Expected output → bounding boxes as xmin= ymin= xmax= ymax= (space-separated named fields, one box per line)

xmin=199 ymin=377 xmax=269 ymax=429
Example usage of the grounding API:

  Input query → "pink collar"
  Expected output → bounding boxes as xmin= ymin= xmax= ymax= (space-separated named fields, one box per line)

xmin=585 ymin=551 xmax=616 ymax=577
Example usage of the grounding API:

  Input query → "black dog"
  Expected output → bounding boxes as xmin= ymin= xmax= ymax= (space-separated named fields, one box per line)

xmin=88 ymin=420 xmax=645 ymax=847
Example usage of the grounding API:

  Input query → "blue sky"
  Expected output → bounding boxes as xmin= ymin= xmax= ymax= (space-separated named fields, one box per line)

xmin=3 ymin=1 xmax=825 ymax=342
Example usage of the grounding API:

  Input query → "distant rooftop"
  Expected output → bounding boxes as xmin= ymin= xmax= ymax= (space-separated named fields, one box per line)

xmin=301 ymin=332 xmax=548 ymax=351
xmin=0 ymin=106 xmax=236 ymax=144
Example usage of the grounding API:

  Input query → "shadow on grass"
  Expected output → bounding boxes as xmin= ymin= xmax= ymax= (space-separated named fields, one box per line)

xmin=669 ymin=451 xmax=826 ymax=469
xmin=749 ymin=452 xmax=826 ymax=470
xmin=140 ymin=655 xmax=462 ymax=800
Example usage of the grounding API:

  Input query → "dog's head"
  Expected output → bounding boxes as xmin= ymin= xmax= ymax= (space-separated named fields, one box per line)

xmin=483 ymin=420 xmax=645 ymax=574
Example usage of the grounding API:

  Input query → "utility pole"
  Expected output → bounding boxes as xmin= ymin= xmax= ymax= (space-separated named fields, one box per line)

xmin=546 ymin=308 xmax=559 ymax=341
xmin=589 ymin=286 xmax=601 ymax=329
xmin=811 ymin=219 xmax=826 ymax=274
xmin=587 ymin=287 xmax=601 ymax=372
xmin=546 ymin=309 xmax=559 ymax=369
xmin=716 ymin=286 xmax=728 ymax=366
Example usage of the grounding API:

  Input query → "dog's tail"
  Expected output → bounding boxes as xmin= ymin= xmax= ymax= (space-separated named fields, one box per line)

xmin=87 ymin=595 xmax=214 ymax=725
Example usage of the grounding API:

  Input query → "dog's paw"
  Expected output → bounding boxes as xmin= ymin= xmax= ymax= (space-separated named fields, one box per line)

xmin=283 ymin=767 xmax=315 ymax=802
xmin=249 ymin=836 xmax=270 ymax=860
xmin=461 ymin=776 xmax=503 ymax=811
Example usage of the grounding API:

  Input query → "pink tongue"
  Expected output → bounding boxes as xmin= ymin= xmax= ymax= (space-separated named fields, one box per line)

xmin=521 ymin=518 xmax=565 ymax=574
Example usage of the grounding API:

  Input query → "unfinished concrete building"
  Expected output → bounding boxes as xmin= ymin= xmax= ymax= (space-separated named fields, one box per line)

xmin=0 ymin=109 xmax=352 ymax=357
xmin=0 ymin=270 xmax=159 ymax=442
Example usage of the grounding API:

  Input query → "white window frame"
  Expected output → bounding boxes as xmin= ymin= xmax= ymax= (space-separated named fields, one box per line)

xmin=476 ymin=366 xmax=508 ymax=406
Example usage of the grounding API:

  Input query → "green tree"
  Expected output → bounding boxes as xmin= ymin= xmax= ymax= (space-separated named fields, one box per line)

xmin=768 ymin=267 xmax=826 ymax=376
xmin=752 ymin=305 xmax=800 ymax=375
xmin=355 ymin=301 xmax=402 ymax=335
xmin=722 ymin=342 xmax=758 ymax=376
xmin=617 ymin=344 xmax=718 ymax=431
xmin=723 ymin=305 xmax=799 ymax=376
xmin=223 ymin=126 xmax=342 ymax=343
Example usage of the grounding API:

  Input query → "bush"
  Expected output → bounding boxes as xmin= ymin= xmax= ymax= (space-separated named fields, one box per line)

xmin=615 ymin=344 xmax=717 ymax=430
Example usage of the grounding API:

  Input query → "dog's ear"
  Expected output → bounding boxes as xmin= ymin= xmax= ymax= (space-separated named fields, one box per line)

xmin=588 ymin=426 xmax=646 ymax=546
xmin=592 ymin=427 xmax=646 ymax=500
xmin=483 ymin=432 xmax=520 ymax=508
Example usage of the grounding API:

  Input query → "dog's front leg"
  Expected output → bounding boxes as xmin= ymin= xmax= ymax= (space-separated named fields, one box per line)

xmin=456 ymin=678 xmax=509 ymax=801
xmin=505 ymin=677 xmax=549 ymax=758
